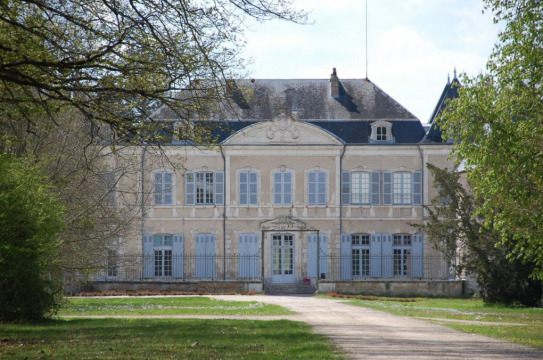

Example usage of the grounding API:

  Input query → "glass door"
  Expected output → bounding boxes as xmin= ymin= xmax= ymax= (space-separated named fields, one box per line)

xmin=271 ymin=234 xmax=295 ymax=283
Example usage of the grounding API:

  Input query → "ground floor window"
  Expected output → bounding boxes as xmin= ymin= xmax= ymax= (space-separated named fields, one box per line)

xmin=393 ymin=234 xmax=412 ymax=276
xmin=153 ymin=234 xmax=173 ymax=277
xmin=351 ymin=234 xmax=370 ymax=277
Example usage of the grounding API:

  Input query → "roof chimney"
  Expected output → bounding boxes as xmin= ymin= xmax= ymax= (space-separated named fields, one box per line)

xmin=330 ymin=68 xmax=340 ymax=99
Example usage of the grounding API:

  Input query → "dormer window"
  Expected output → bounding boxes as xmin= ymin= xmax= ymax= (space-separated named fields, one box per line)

xmin=370 ymin=121 xmax=395 ymax=143
xmin=376 ymin=126 xmax=387 ymax=141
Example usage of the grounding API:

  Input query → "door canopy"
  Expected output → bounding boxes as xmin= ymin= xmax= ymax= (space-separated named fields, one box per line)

xmin=260 ymin=215 xmax=317 ymax=232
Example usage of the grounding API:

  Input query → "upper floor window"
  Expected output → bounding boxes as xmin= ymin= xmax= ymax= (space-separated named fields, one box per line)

xmin=341 ymin=171 xmax=380 ymax=205
xmin=239 ymin=170 xmax=259 ymax=206
xmin=383 ymin=170 xmax=422 ymax=206
xmin=273 ymin=170 xmax=293 ymax=206
xmin=393 ymin=172 xmax=412 ymax=205
xmin=308 ymin=171 xmax=326 ymax=205
xmin=186 ymin=171 xmax=224 ymax=205
xmin=98 ymin=171 xmax=116 ymax=206
xmin=369 ymin=121 xmax=394 ymax=143
xmin=154 ymin=171 xmax=173 ymax=205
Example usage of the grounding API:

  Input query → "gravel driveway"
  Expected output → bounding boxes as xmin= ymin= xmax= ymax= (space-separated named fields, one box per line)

xmin=210 ymin=294 xmax=543 ymax=360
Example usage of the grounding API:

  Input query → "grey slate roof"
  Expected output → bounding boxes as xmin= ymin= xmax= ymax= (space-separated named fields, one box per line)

xmin=209 ymin=120 xmax=426 ymax=145
xmin=422 ymin=77 xmax=460 ymax=143
xmin=153 ymin=75 xmax=418 ymax=122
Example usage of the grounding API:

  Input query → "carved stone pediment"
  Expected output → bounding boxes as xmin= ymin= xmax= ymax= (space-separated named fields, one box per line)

xmin=260 ymin=215 xmax=317 ymax=231
xmin=266 ymin=107 xmax=299 ymax=142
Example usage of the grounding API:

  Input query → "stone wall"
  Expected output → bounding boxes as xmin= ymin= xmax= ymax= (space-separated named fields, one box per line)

xmin=318 ymin=280 xmax=465 ymax=297
xmin=90 ymin=281 xmax=263 ymax=294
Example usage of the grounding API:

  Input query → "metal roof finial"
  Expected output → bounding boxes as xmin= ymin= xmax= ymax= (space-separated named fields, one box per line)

xmin=453 ymin=66 xmax=457 ymax=79
xmin=447 ymin=73 xmax=450 ymax=84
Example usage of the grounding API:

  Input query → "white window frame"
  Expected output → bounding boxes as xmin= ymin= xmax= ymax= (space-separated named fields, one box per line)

xmin=393 ymin=234 xmax=412 ymax=276
xmin=153 ymin=234 xmax=173 ymax=277
xmin=351 ymin=172 xmax=370 ymax=205
xmin=369 ymin=120 xmax=394 ymax=143
xmin=393 ymin=172 xmax=412 ymax=205
xmin=273 ymin=170 xmax=293 ymax=206
xmin=308 ymin=170 xmax=327 ymax=206
xmin=196 ymin=172 xmax=214 ymax=205
xmin=154 ymin=171 xmax=173 ymax=206
xmin=239 ymin=170 xmax=259 ymax=206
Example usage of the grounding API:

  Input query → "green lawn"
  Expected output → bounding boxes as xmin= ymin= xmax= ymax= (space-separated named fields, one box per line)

xmin=1 ymin=297 xmax=344 ymax=359
xmin=331 ymin=295 xmax=543 ymax=349
xmin=0 ymin=318 xmax=344 ymax=359
xmin=60 ymin=296 xmax=294 ymax=316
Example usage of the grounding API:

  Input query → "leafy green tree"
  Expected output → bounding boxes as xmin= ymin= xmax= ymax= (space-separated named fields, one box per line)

xmin=439 ymin=0 xmax=543 ymax=279
xmin=0 ymin=0 xmax=306 ymax=142
xmin=415 ymin=164 xmax=541 ymax=306
xmin=0 ymin=155 xmax=65 ymax=321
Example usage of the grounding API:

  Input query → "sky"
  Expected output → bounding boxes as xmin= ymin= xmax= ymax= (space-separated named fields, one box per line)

xmin=240 ymin=0 xmax=503 ymax=123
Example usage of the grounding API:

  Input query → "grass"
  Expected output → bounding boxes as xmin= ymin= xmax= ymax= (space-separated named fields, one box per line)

xmin=0 ymin=318 xmax=344 ymax=359
xmin=1 ymin=297 xmax=344 ymax=359
xmin=327 ymin=294 xmax=543 ymax=349
xmin=59 ymin=296 xmax=294 ymax=316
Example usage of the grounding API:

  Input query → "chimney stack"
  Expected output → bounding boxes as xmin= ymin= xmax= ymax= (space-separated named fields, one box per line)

xmin=330 ymin=68 xmax=340 ymax=98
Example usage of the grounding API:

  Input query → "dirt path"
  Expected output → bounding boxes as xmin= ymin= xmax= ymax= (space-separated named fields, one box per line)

xmin=208 ymin=295 xmax=543 ymax=360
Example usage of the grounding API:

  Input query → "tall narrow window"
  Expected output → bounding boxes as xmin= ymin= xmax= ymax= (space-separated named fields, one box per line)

xmin=393 ymin=234 xmax=412 ymax=276
xmin=273 ymin=170 xmax=293 ymax=206
xmin=393 ymin=172 xmax=412 ymax=205
xmin=308 ymin=171 xmax=326 ymax=205
xmin=154 ymin=172 xmax=173 ymax=205
xmin=351 ymin=234 xmax=370 ymax=277
xmin=153 ymin=234 xmax=173 ymax=277
xmin=239 ymin=170 xmax=259 ymax=205
xmin=99 ymin=171 xmax=116 ymax=206
xmin=351 ymin=172 xmax=370 ymax=204
xmin=376 ymin=126 xmax=387 ymax=141
xmin=196 ymin=172 xmax=214 ymax=204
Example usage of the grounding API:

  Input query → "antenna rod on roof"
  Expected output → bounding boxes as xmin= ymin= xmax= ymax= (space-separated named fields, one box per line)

xmin=365 ymin=0 xmax=368 ymax=79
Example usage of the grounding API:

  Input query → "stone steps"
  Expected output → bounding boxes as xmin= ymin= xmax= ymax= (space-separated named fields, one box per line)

xmin=265 ymin=282 xmax=316 ymax=295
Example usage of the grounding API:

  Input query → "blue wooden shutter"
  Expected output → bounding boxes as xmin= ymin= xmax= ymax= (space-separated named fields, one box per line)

xmin=239 ymin=234 xmax=260 ymax=278
xmin=249 ymin=171 xmax=258 ymax=205
xmin=284 ymin=171 xmax=292 ymax=205
xmin=319 ymin=234 xmax=329 ymax=278
xmin=341 ymin=171 xmax=351 ymax=205
xmin=143 ymin=233 xmax=154 ymax=278
xmin=371 ymin=171 xmax=380 ymax=205
xmin=164 ymin=172 xmax=173 ymax=205
xmin=412 ymin=233 xmax=423 ymax=278
xmin=195 ymin=234 xmax=216 ymax=279
xmin=381 ymin=233 xmax=393 ymax=278
xmin=154 ymin=173 xmax=163 ymax=205
xmin=173 ymin=234 xmax=184 ymax=278
xmin=413 ymin=170 xmax=422 ymax=205
xmin=370 ymin=233 xmax=382 ymax=277
xmin=318 ymin=172 xmax=327 ymax=205
xmin=239 ymin=171 xmax=248 ymax=205
xmin=185 ymin=171 xmax=195 ymax=205
xmin=383 ymin=171 xmax=392 ymax=205
xmin=340 ymin=233 xmax=352 ymax=280
xmin=214 ymin=171 xmax=224 ymax=205
xmin=274 ymin=172 xmax=282 ymax=205
xmin=307 ymin=234 xmax=317 ymax=278
xmin=308 ymin=172 xmax=316 ymax=205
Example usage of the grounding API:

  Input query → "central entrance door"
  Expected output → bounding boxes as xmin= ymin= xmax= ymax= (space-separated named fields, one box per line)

xmin=271 ymin=234 xmax=295 ymax=283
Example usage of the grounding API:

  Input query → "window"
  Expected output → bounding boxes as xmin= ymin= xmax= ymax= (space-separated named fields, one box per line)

xmin=351 ymin=172 xmax=370 ymax=204
xmin=273 ymin=170 xmax=292 ymax=206
xmin=376 ymin=126 xmax=387 ymax=141
xmin=99 ymin=171 xmax=116 ymax=206
xmin=239 ymin=170 xmax=259 ymax=205
xmin=154 ymin=172 xmax=173 ymax=205
xmin=393 ymin=172 xmax=412 ymax=205
xmin=351 ymin=234 xmax=370 ymax=277
xmin=342 ymin=171 xmax=380 ymax=205
xmin=153 ymin=235 xmax=173 ymax=277
xmin=308 ymin=171 xmax=326 ymax=205
xmin=106 ymin=249 xmax=118 ymax=278
xmin=393 ymin=234 xmax=412 ymax=276
xmin=185 ymin=171 xmax=224 ymax=205
xmin=369 ymin=121 xmax=394 ymax=143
